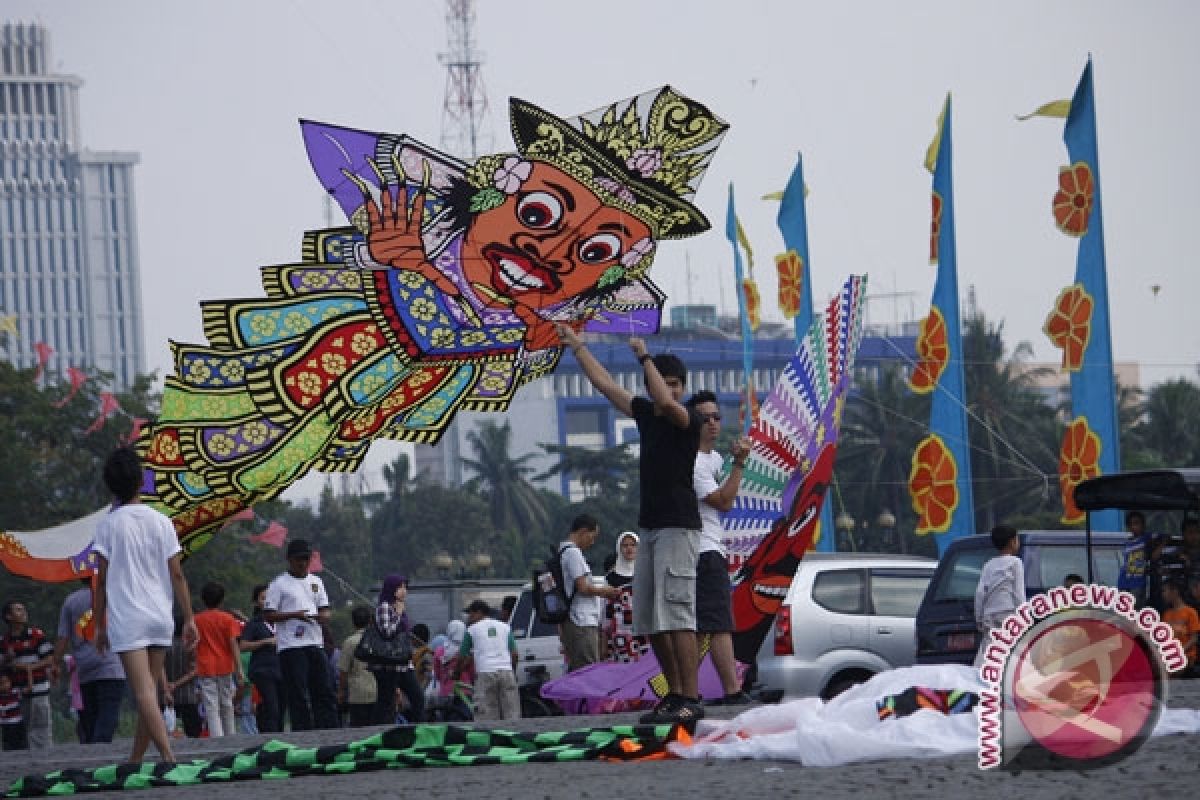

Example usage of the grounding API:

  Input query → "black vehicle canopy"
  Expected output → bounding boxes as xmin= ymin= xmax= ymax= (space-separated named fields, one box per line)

xmin=1073 ymin=468 xmax=1200 ymax=582
xmin=1075 ymin=469 xmax=1200 ymax=513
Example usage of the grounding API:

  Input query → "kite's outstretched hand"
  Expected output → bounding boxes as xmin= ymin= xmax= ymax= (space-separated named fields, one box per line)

xmin=362 ymin=177 xmax=459 ymax=297
xmin=364 ymin=179 xmax=426 ymax=269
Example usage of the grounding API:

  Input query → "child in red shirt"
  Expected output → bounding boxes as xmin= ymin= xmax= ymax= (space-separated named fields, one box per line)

xmin=193 ymin=582 xmax=245 ymax=736
xmin=0 ymin=670 xmax=26 ymax=750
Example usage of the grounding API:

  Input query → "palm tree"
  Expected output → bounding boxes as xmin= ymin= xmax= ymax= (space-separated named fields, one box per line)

xmin=1136 ymin=378 xmax=1200 ymax=467
xmin=837 ymin=365 xmax=930 ymax=552
xmin=461 ymin=420 xmax=552 ymax=566
xmin=961 ymin=313 xmax=1059 ymax=529
xmin=536 ymin=442 xmax=636 ymax=498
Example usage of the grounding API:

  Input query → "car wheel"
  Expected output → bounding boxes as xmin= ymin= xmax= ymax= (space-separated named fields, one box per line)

xmin=821 ymin=670 xmax=873 ymax=702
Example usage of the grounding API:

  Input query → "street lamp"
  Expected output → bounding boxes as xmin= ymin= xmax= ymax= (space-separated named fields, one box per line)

xmin=835 ymin=511 xmax=856 ymax=552
xmin=471 ymin=552 xmax=493 ymax=578
xmin=432 ymin=551 xmax=454 ymax=579
xmin=876 ymin=509 xmax=897 ymax=552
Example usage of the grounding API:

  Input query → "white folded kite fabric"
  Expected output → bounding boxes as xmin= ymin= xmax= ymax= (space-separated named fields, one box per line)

xmin=670 ymin=664 xmax=1200 ymax=766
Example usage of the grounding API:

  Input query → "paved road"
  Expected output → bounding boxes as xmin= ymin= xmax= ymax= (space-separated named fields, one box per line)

xmin=2 ymin=681 xmax=1197 ymax=799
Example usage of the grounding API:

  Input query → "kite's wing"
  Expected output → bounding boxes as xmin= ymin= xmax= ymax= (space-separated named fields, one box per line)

xmin=723 ymin=274 xmax=868 ymax=565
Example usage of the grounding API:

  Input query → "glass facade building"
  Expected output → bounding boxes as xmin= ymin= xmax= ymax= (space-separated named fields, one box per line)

xmin=0 ymin=23 xmax=144 ymax=388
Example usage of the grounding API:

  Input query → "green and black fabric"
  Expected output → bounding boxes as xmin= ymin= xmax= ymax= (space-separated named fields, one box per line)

xmin=6 ymin=723 xmax=683 ymax=796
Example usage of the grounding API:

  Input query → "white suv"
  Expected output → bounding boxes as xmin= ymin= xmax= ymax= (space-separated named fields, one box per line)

xmin=755 ymin=553 xmax=936 ymax=700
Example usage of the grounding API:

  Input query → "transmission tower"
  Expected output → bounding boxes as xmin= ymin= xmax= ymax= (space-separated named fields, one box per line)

xmin=438 ymin=0 xmax=492 ymax=160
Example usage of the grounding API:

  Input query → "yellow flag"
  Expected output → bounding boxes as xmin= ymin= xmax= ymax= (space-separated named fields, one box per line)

xmin=1016 ymin=99 xmax=1071 ymax=121
xmin=761 ymin=184 xmax=809 ymax=202
xmin=924 ymin=93 xmax=951 ymax=174
xmin=0 ymin=313 xmax=17 ymax=338
xmin=735 ymin=214 xmax=755 ymax=271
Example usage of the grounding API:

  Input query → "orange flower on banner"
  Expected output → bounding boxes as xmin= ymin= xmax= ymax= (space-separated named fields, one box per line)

xmin=1043 ymin=283 xmax=1094 ymax=372
xmin=742 ymin=278 xmax=761 ymax=331
xmin=1052 ymin=161 xmax=1094 ymax=237
xmin=929 ymin=191 xmax=943 ymax=264
xmin=909 ymin=434 xmax=959 ymax=534
xmin=775 ymin=250 xmax=803 ymax=320
xmin=1058 ymin=416 xmax=1102 ymax=525
xmin=908 ymin=307 xmax=948 ymax=393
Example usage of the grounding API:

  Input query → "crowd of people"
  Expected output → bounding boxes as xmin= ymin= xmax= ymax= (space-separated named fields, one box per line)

xmin=0 ymin=450 xmax=533 ymax=760
xmin=2 ymin=334 xmax=755 ymax=757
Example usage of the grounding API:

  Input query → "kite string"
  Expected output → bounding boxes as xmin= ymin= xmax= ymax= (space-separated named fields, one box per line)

xmin=875 ymin=334 xmax=1051 ymax=498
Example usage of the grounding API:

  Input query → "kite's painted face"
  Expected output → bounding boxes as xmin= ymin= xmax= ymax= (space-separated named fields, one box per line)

xmin=461 ymin=162 xmax=652 ymax=310
xmin=731 ymin=444 xmax=834 ymax=629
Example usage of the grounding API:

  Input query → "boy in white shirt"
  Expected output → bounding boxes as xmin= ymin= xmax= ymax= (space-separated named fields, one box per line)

xmin=974 ymin=525 xmax=1025 ymax=668
xmin=264 ymin=539 xmax=338 ymax=730
xmin=456 ymin=601 xmax=520 ymax=721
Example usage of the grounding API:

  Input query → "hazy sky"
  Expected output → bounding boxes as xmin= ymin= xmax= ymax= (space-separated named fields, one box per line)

xmin=8 ymin=1 xmax=1199 ymax=489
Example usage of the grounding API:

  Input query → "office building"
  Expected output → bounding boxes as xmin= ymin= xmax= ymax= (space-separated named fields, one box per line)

xmin=0 ymin=23 xmax=144 ymax=388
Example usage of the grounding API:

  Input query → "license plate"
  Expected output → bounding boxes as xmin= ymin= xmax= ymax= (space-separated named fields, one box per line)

xmin=947 ymin=632 xmax=976 ymax=651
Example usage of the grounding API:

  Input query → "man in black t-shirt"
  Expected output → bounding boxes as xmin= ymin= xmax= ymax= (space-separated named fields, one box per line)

xmin=556 ymin=324 xmax=705 ymax=724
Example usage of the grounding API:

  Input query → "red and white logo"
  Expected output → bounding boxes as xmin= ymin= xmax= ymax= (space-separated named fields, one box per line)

xmin=977 ymin=584 xmax=1180 ymax=769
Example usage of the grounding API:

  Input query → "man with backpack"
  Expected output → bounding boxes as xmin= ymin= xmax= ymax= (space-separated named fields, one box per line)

xmin=558 ymin=515 xmax=620 ymax=672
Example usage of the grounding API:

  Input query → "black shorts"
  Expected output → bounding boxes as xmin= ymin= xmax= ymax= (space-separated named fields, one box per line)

xmin=696 ymin=550 xmax=733 ymax=634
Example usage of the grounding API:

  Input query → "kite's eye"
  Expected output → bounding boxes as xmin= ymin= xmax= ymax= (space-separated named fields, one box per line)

xmin=578 ymin=233 xmax=622 ymax=264
xmin=516 ymin=192 xmax=563 ymax=229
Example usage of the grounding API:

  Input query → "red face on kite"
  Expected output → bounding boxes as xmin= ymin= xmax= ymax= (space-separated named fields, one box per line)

xmin=461 ymin=162 xmax=653 ymax=312
xmin=731 ymin=444 xmax=835 ymax=632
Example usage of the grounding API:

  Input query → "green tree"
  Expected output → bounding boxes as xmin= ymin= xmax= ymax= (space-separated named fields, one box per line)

xmin=1135 ymin=378 xmax=1200 ymax=467
xmin=0 ymin=364 xmax=161 ymax=633
xmin=536 ymin=441 xmax=636 ymax=498
xmin=460 ymin=420 xmax=551 ymax=539
xmin=961 ymin=313 xmax=1060 ymax=530
xmin=836 ymin=365 xmax=930 ymax=553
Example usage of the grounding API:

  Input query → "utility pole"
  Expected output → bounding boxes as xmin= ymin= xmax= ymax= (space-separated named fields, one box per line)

xmin=439 ymin=0 xmax=491 ymax=160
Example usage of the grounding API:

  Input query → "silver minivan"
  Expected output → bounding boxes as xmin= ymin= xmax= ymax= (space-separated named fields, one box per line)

xmin=508 ymin=585 xmax=567 ymax=687
xmin=755 ymin=553 xmax=936 ymax=699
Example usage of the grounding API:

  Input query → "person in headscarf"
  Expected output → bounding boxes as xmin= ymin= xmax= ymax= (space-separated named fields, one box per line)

xmin=369 ymin=574 xmax=424 ymax=724
xmin=606 ymin=532 xmax=639 ymax=588
xmin=604 ymin=532 xmax=649 ymax=662
xmin=430 ymin=620 xmax=473 ymax=721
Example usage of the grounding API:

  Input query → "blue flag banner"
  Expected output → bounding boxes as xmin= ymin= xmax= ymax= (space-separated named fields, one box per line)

xmin=777 ymin=154 xmax=816 ymax=340
xmin=909 ymin=95 xmax=977 ymax=555
xmin=774 ymin=154 xmax=835 ymax=551
xmin=727 ymin=184 xmax=755 ymax=435
xmin=1042 ymin=58 xmax=1122 ymax=532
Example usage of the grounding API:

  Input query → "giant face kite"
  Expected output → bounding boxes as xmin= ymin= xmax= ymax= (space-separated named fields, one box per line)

xmin=0 ymin=87 xmax=727 ymax=575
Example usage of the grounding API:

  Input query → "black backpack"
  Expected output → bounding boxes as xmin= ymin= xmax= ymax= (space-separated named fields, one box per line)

xmin=532 ymin=544 xmax=576 ymax=624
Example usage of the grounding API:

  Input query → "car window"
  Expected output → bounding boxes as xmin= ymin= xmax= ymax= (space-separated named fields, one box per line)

xmin=510 ymin=591 xmax=532 ymax=637
xmin=932 ymin=547 xmax=991 ymax=602
xmin=812 ymin=569 xmax=866 ymax=615
xmin=869 ymin=569 xmax=934 ymax=617
xmin=1028 ymin=544 xmax=1123 ymax=590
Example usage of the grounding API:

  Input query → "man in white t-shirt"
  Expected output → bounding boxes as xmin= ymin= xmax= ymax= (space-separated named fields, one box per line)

xmin=687 ymin=390 xmax=754 ymax=704
xmin=558 ymin=515 xmax=620 ymax=672
xmin=264 ymin=539 xmax=338 ymax=730
xmin=457 ymin=600 xmax=520 ymax=720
